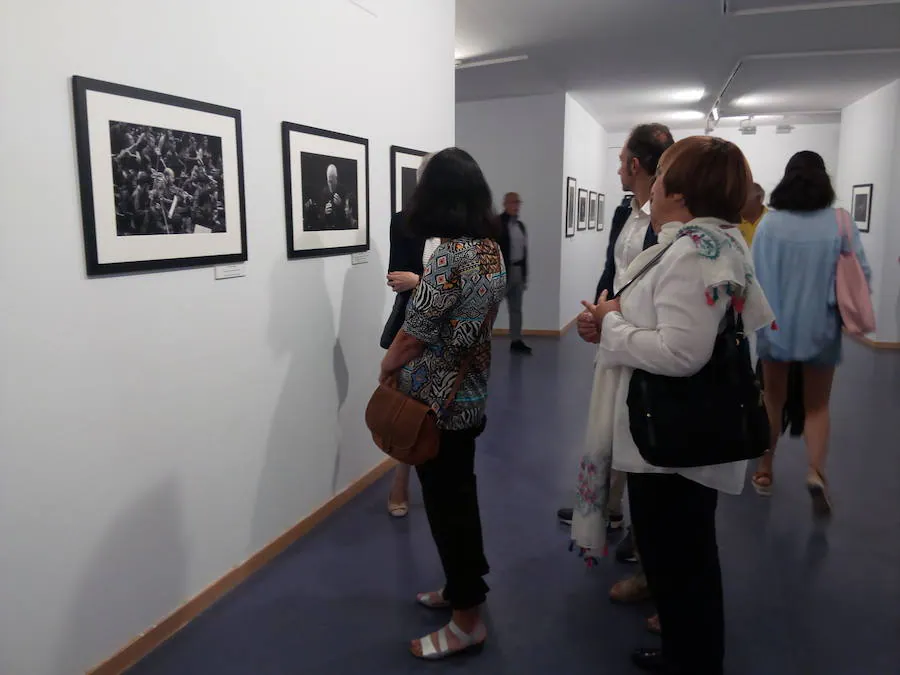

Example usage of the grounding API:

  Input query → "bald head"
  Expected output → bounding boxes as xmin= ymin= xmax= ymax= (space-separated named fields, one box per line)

xmin=503 ymin=192 xmax=521 ymax=217
xmin=326 ymin=164 xmax=338 ymax=192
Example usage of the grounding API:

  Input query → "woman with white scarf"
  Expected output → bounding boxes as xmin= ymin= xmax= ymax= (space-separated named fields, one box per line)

xmin=575 ymin=136 xmax=773 ymax=675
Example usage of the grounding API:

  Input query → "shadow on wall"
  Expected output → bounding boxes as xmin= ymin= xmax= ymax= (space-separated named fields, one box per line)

xmin=333 ymin=245 xmax=388 ymax=492
xmin=55 ymin=478 xmax=188 ymax=674
xmin=251 ymin=244 xmax=388 ymax=552
xmin=251 ymin=258 xmax=338 ymax=552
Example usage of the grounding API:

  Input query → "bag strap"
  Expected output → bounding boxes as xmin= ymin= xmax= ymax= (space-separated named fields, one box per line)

xmin=612 ymin=243 xmax=673 ymax=300
xmin=836 ymin=208 xmax=855 ymax=254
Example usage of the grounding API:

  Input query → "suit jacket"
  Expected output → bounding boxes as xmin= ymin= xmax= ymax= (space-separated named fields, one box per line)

xmin=388 ymin=210 xmax=426 ymax=276
xmin=498 ymin=212 xmax=528 ymax=281
xmin=594 ymin=198 xmax=657 ymax=302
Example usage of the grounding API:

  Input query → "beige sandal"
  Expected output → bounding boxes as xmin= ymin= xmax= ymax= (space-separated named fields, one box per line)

xmin=416 ymin=589 xmax=450 ymax=609
xmin=751 ymin=471 xmax=774 ymax=496
xmin=388 ymin=501 xmax=409 ymax=518
xmin=807 ymin=470 xmax=833 ymax=518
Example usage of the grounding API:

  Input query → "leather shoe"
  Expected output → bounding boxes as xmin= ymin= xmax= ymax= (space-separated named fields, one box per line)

xmin=631 ymin=647 xmax=667 ymax=672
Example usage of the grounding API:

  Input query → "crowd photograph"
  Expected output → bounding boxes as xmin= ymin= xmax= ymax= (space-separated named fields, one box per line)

xmin=109 ymin=121 xmax=227 ymax=236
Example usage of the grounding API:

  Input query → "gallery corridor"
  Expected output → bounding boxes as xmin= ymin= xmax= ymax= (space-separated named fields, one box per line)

xmin=129 ymin=334 xmax=899 ymax=675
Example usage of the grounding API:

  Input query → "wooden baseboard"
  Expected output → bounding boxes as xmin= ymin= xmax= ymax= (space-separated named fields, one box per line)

xmin=87 ymin=458 xmax=395 ymax=675
xmin=847 ymin=333 xmax=900 ymax=350
xmin=492 ymin=314 xmax=580 ymax=339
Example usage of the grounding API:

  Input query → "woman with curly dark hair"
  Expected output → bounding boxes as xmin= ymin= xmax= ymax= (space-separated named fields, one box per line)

xmin=379 ymin=147 xmax=505 ymax=660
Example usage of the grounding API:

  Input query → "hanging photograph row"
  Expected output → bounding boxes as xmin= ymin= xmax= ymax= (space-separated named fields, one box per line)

xmin=72 ymin=75 xmax=422 ymax=277
xmin=564 ymin=176 xmax=604 ymax=239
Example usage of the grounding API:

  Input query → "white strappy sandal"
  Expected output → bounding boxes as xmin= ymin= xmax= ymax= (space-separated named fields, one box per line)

xmin=411 ymin=620 xmax=487 ymax=660
xmin=416 ymin=589 xmax=450 ymax=609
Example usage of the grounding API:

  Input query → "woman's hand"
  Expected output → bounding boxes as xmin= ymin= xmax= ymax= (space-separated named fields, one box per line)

xmin=378 ymin=367 xmax=396 ymax=387
xmin=387 ymin=272 xmax=419 ymax=293
xmin=576 ymin=310 xmax=600 ymax=343
xmin=581 ymin=290 xmax=622 ymax=327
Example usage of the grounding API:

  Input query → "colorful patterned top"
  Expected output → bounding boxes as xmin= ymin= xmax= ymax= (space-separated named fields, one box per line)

xmin=399 ymin=237 xmax=506 ymax=431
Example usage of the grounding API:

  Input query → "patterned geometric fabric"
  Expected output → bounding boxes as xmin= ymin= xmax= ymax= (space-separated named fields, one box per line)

xmin=399 ymin=237 xmax=506 ymax=431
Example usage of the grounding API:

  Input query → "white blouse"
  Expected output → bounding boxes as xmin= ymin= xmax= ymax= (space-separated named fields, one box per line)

xmin=599 ymin=235 xmax=748 ymax=495
xmin=422 ymin=237 xmax=441 ymax=267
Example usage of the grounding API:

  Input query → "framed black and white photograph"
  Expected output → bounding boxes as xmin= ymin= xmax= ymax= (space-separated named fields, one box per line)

xmin=391 ymin=146 xmax=427 ymax=215
xmin=565 ymin=176 xmax=577 ymax=238
xmin=282 ymin=122 xmax=369 ymax=259
xmin=597 ymin=193 xmax=606 ymax=231
xmin=851 ymin=183 xmax=873 ymax=233
xmin=577 ymin=188 xmax=588 ymax=231
xmin=72 ymin=76 xmax=247 ymax=276
xmin=588 ymin=191 xmax=598 ymax=230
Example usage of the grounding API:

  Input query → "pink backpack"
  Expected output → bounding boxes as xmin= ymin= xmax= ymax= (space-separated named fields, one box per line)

xmin=835 ymin=208 xmax=875 ymax=336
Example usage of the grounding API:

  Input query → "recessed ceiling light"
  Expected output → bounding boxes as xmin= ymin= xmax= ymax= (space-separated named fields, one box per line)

xmin=667 ymin=88 xmax=706 ymax=103
xmin=668 ymin=110 xmax=706 ymax=121
xmin=733 ymin=94 xmax=778 ymax=108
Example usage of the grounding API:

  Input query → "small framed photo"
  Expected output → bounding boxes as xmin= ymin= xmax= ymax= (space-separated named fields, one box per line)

xmin=391 ymin=146 xmax=427 ymax=215
xmin=851 ymin=183 xmax=873 ymax=233
xmin=588 ymin=191 xmax=598 ymax=230
xmin=597 ymin=193 xmax=606 ymax=231
xmin=282 ymin=122 xmax=369 ymax=259
xmin=72 ymin=76 xmax=248 ymax=276
xmin=565 ymin=177 xmax=577 ymax=238
xmin=577 ymin=188 xmax=588 ymax=231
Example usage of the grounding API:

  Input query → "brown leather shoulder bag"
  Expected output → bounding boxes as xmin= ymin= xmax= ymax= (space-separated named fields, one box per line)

xmin=365 ymin=354 xmax=474 ymax=466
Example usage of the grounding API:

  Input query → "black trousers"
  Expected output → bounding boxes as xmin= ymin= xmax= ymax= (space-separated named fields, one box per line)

xmin=415 ymin=424 xmax=490 ymax=610
xmin=628 ymin=473 xmax=724 ymax=675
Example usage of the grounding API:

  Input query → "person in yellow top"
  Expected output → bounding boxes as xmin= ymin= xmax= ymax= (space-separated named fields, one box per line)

xmin=739 ymin=182 xmax=767 ymax=245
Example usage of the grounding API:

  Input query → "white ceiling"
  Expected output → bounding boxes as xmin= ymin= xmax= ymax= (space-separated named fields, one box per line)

xmin=455 ymin=0 xmax=900 ymax=131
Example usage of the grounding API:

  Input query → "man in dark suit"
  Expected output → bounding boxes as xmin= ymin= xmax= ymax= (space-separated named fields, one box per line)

xmin=498 ymin=191 xmax=531 ymax=354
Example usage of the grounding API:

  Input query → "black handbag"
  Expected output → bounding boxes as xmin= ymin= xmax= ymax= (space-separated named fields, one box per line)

xmin=619 ymin=247 xmax=770 ymax=469
xmin=380 ymin=291 xmax=410 ymax=349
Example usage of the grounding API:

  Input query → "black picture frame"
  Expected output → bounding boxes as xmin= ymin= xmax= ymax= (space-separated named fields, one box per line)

xmin=851 ymin=183 xmax=873 ymax=233
xmin=588 ymin=191 xmax=598 ymax=230
xmin=72 ymin=75 xmax=248 ymax=277
xmin=565 ymin=176 xmax=577 ymax=238
xmin=597 ymin=193 xmax=606 ymax=231
xmin=282 ymin=122 xmax=370 ymax=259
xmin=577 ymin=188 xmax=588 ymax=231
xmin=390 ymin=145 xmax=427 ymax=215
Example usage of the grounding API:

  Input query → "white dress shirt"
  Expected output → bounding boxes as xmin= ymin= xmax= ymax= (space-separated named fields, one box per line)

xmin=599 ymin=235 xmax=748 ymax=495
xmin=613 ymin=198 xmax=652 ymax=295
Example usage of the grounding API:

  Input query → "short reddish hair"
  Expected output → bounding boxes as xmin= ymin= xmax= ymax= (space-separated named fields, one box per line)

xmin=658 ymin=136 xmax=750 ymax=223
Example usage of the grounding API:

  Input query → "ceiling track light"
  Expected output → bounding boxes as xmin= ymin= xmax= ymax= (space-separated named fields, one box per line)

xmin=455 ymin=54 xmax=528 ymax=70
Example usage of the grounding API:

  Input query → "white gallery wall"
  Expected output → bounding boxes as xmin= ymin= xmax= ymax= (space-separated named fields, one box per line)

xmin=560 ymin=95 xmax=609 ymax=325
xmin=456 ymin=93 xmax=566 ymax=332
xmin=604 ymin=123 xmax=842 ymax=208
xmin=0 ymin=1 xmax=455 ymax=673
xmin=837 ymin=80 xmax=900 ymax=343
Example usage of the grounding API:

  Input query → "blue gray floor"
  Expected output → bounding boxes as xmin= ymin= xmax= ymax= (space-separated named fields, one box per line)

xmin=129 ymin=334 xmax=900 ymax=674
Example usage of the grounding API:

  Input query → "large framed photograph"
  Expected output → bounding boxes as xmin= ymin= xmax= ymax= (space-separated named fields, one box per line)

xmin=597 ymin=193 xmax=606 ymax=231
xmin=282 ymin=122 xmax=369 ymax=259
xmin=391 ymin=146 xmax=427 ymax=215
xmin=577 ymin=188 xmax=588 ymax=231
xmin=588 ymin=191 xmax=598 ymax=230
xmin=565 ymin=176 xmax=577 ymax=238
xmin=72 ymin=76 xmax=247 ymax=276
xmin=851 ymin=183 xmax=873 ymax=233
